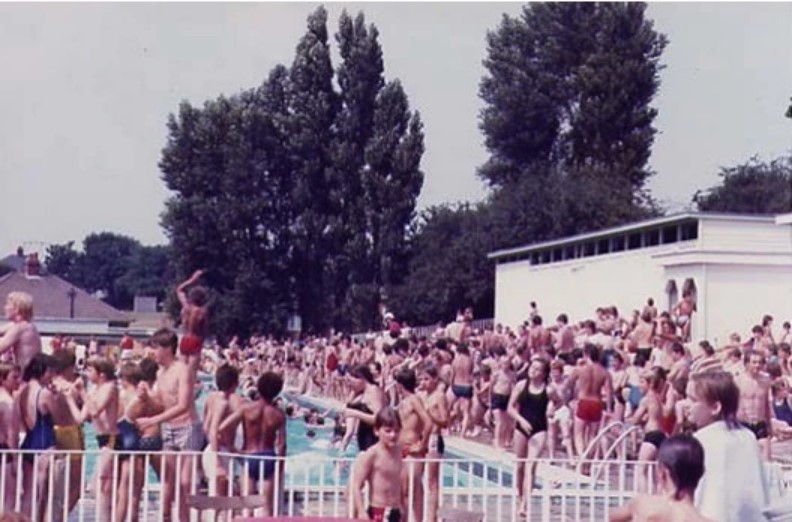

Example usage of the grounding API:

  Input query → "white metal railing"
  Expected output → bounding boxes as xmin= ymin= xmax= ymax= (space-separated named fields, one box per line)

xmin=1 ymin=449 xmax=790 ymax=522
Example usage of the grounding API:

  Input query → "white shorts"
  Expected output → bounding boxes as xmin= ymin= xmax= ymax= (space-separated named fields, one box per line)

xmin=552 ymin=405 xmax=571 ymax=423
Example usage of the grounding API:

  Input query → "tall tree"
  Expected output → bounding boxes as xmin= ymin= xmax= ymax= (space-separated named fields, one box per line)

xmin=479 ymin=2 xmax=667 ymax=210
xmin=288 ymin=6 xmax=341 ymax=334
xmin=694 ymin=156 xmax=792 ymax=214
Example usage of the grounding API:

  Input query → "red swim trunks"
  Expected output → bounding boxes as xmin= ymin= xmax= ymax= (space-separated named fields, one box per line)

xmin=576 ymin=398 xmax=604 ymax=423
xmin=367 ymin=506 xmax=402 ymax=522
xmin=179 ymin=333 xmax=203 ymax=356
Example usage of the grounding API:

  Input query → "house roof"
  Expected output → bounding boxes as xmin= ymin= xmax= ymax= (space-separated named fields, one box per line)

xmin=0 ymin=271 xmax=130 ymax=323
xmin=487 ymin=211 xmax=779 ymax=261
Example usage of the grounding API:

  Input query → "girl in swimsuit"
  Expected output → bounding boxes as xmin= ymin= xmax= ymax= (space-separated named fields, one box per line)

xmin=342 ymin=365 xmax=387 ymax=453
xmin=18 ymin=353 xmax=56 ymax=520
xmin=116 ymin=362 xmax=146 ymax=522
xmin=508 ymin=358 xmax=561 ymax=517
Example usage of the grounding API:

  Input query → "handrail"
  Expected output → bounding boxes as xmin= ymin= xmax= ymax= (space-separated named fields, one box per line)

xmin=578 ymin=421 xmax=624 ymax=461
xmin=592 ymin=424 xmax=644 ymax=484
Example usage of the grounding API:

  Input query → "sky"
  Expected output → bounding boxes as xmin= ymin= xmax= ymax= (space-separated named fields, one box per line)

xmin=1 ymin=2 xmax=791 ymax=257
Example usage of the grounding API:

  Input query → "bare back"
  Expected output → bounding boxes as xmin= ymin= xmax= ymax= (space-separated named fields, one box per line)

xmin=242 ymin=401 xmax=285 ymax=453
xmin=181 ymin=305 xmax=208 ymax=339
xmin=577 ymin=363 xmax=610 ymax=400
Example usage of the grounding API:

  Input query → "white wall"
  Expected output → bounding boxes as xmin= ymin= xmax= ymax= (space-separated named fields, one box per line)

xmin=494 ymin=246 xmax=671 ymax=330
xmin=703 ymin=264 xmax=792 ymax=346
xmin=700 ymin=219 xmax=792 ymax=253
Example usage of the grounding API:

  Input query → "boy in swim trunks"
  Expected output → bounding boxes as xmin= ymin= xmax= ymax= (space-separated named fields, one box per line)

xmin=220 ymin=371 xmax=286 ymax=516
xmin=49 ymin=350 xmax=84 ymax=521
xmin=203 ymin=364 xmax=242 ymax=495
xmin=351 ymin=407 xmax=404 ymax=521
xmin=566 ymin=344 xmax=613 ymax=461
xmin=136 ymin=329 xmax=202 ymax=522
xmin=66 ymin=357 xmax=120 ymax=522
xmin=176 ymin=269 xmax=208 ymax=375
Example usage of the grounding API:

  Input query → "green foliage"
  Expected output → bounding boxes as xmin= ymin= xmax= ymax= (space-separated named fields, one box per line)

xmin=694 ymin=156 xmax=792 ymax=214
xmin=479 ymin=2 xmax=667 ymax=205
xmin=45 ymin=234 xmax=172 ymax=310
xmin=159 ymin=7 xmax=423 ymax=337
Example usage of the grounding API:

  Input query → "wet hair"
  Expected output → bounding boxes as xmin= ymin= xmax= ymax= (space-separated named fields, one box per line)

xmin=88 ymin=358 xmax=116 ymax=380
xmin=188 ymin=286 xmax=208 ymax=307
xmin=647 ymin=298 xmax=654 ymax=306
xmin=215 ymin=364 xmax=239 ymax=392
xmin=557 ymin=314 xmax=568 ymax=325
xmin=374 ymin=406 xmax=402 ymax=430
xmin=646 ymin=366 xmax=667 ymax=392
xmin=657 ymin=435 xmax=705 ymax=500
xmin=699 ymin=340 xmax=715 ymax=357
xmin=6 ymin=292 xmax=33 ymax=321
xmin=306 ymin=429 xmax=316 ymax=438
xmin=285 ymin=404 xmax=295 ymax=417
xmin=583 ymin=343 xmax=601 ymax=363
xmin=763 ymin=315 xmax=773 ymax=327
xmin=671 ymin=343 xmax=685 ymax=356
xmin=150 ymin=328 xmax=178 ymax=354
xmin=119 ymin=362 xmax=142 ymax=385
xmin=784 ymin=322 xmax=791 ymax=330
xmin=256 ymin=372 xmax=283 ymax=402
xmin=348 ymin=364 xmax=375 ymax=385
xmin=393 ymin=368 xmax=417 ymax=393
xmin=50 ymin=349 xmax=76 ymax=374
xmin=139 ymin=358 xmax=158 ymax=384
xmin=23 ymin=353 xmax=54 ymax=382
xmin=744 ymin=349 xmax=765 ymax=365
xmin=420 ymin=364 xmax=439 ymax=379
xmin=531 ymin=315 xmax=542 ymax=326
xmin=691 ymin=371 xmax=740 ymax=429
xmin=531 ymin=358 xmax=551 ymax=383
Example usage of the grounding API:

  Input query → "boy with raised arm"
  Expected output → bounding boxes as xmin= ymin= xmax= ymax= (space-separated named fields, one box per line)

xmin=350 ymin=407 xmax=404 ymax=522
xmin=176 ymin=270 xmax=209 ymax=374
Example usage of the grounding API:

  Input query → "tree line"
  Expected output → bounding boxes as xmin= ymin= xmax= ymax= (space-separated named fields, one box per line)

xmin=43 ymin=3 xmax=792 ymax=338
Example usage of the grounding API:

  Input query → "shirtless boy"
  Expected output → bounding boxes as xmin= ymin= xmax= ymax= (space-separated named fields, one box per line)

xmin=0 ymin=292 xmax=42 ymax=372
xmin=393 ymin=369 xmax=431 ymax=522
xmin=609 ymin=435 xmax=713 ymax=522
xmin=566 ymin=344 xmax=613 ymax=461
xmin=67 ymin=357 xmax=120 ymax=522
xmin=220 ymin=372 xmax=286 ymax=516
xmin=672 ymin=292 xmax=696 ymax=343
xmin=418 ymin=365 xmax=450 ymax=522
xmin=448 ymin=343 xmax=474 ymax=436
xmin=0 ymin=364 xmax=20 ymax=513
xmin=137 ymin=328 xmax=203 ymax=522
xmin=351 ymin=407 xmax=404 ymax=522
xmin=49 ymin=350 xmax=85 ymax=521
xmin=176 ymin=270 xmax=209 ymax=374
xmin=735 ymin=350 xmax=773 ymax=460
xmin=202 ymin=364 xmax=242 ymax=495
xmin=627 ymin=367 xmax=669 ymax=493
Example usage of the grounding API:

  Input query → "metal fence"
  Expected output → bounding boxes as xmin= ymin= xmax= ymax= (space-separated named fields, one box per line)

xmin=1 ymin=448 xmax=790 ymax=522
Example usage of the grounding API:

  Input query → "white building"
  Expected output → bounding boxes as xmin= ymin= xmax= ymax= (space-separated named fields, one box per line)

xmin=489 ymin=212 xmax=792 ymax=345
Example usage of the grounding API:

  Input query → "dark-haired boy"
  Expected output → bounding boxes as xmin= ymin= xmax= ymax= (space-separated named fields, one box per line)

xmin=49 ymin=350 xmax=84 ymax=521
xmin=66 ymin=357 xmax=119 ymax=522
xmin=202 ymin=364 xmax=242 ymax=495
xmin=220 ymin=371 xmax=286 ymax=516
xmin=351 ymin=407 xmax=404 ymax=521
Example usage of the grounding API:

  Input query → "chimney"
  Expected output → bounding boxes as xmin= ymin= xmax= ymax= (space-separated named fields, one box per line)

xmin=25 ymin=253 xmax=41 ymax=277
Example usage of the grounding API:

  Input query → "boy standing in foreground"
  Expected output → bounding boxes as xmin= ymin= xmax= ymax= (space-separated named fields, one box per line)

xmin=350 ymin=407 xmax=404 ymax=522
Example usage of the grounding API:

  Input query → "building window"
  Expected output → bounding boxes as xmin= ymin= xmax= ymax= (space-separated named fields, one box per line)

xmin=662 ymin=226 xmax=678 ymax=244
xmin=583 ymin=242 xmax=595 ymax=257
xmin=612 ymin=236 xmax=625 ymax=252
xmin=564 ymin=245 xmax=576 ymax=260
xmin=598 ymin=239 xmax=611 ymax=255
xmin=646 ymin=229 xmax=660 ymax=246
xmin=628 ymin=233 xmax=642 ymax=250
xmin=681 ymin=221 xmax=699 ymax=240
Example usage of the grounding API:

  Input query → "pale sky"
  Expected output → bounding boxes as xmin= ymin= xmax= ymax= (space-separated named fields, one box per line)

xmin=1 ymin=2 xmax=791 ymax=256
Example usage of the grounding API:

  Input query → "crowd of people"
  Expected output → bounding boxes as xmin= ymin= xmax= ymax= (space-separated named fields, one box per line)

xmin=0 ymin=270 xmax=791 ymax=521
